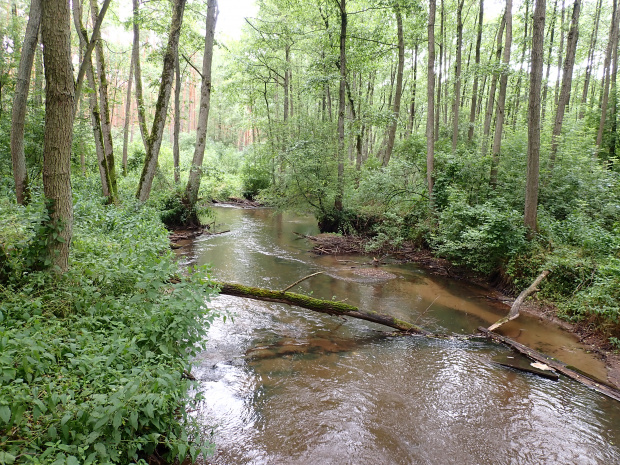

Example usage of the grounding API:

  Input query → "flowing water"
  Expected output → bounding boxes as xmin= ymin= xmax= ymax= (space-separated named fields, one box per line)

xmin=178 ymin=206 xmax=620 ymax=465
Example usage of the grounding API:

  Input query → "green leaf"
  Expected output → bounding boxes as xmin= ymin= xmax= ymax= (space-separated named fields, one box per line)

xmin=143 ymin=403 xmax=154 ymax=418
xmin=0 ymin=451 xmax=17 ymax=464
xmin=113 ymin=410 xmax=122 ymax=429
xmin=66 ymin=456 xmax=79 ymax=465
xmin=129 ymin=411 xmax=138 ymax=430
xmin=0 ymin=405 xmax=10 ymax=424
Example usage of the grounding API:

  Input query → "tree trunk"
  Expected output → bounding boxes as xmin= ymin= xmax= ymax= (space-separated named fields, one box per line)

xmin=136 ymin=0 xmax=187 ymax=202
xmin=548 ymin=0 xmax=581 ymax=173
xmin=407 ymin=43 xmax=418 ymax=137
xmin=468 ymin=0 xmax=484 ymax=142
xmin=541 ymin=0 xmax=558 ymax=122
xmin=122 ymin=40 xmax=136 ymax=176
xmin=451 ymin=0 xmax=465 ymax=152
xmin=182 ymin=0 xmax=217 ymax=224
xmin=173 ymin=51 xmax=181 ymax=184
xmin=217 ymin=282 xmax=429 ymax=334
xmin=335 ymin=0 xmax=347 ymax=212
xmin=383 ymin=7 xmax=404 ymax=167
xmin=72 ymin=0 xmax=111 ymax=198
xmin=554 ymin=0 xmax=566 ymax=110
xmin=489 ymin=0 xmax=512 ymax=188
xmin=427 ymin=0 xmax=436 ymax=200
xmin=132 ymin=0 xmax=148 ymax=151
xmin=10 ymin=0 xmax=41 ymax=205
xmin=595 ymin=0 xmax=619 ymax=155
xmin=510 ymin=0 xmax=530 ymax=128
xmin=90 ymin=0 xmax=117 ymax=201
xmin=481 ymin=15 xmax=506 ymax=158
xmin=435 ymin=0 xmax=444 ymax=141
xmin=41 ymin=0 xmax=75 ymax=272
xmin=524 ymin=0 xmax=546 ymax=235
xmin=579 ymin=0 xmax=602 ymax=118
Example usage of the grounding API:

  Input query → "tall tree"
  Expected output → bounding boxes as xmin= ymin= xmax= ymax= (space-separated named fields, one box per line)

xmin=524 ymin=0 xmax=546 ymax=235
xmin=335 ymin=0 xmax=347 ymax=212
xmin=427 ymin=0 xmax=436 ymax=199
xmin=182 ymin=0 xmax=218 ymax=225
xmin=383 ymin=4 xmax=404 ymax=166
xmin=136 ymin=0 xmax=187 ymax=202
xmin=490 ymin=0 xmax=513 ymax=188
xmin=173 ymin=52 xmax=182 ymax=184
xmin=451 ymin=0 xmax=465 ymax=152
xmin=10 ymin=0 xmax=41 ymax=205
xmin=122 ymin=36 xmax=136 ymax=176
xmin=548 ymin=0 xmax=581 ymax=173
xmin=579 ymin=0 xmax=602 ymax=118
xmin=468 ymin=0 xmax=484 ymax=142
xmin=41 ymin=0 xmax=75 ymax=271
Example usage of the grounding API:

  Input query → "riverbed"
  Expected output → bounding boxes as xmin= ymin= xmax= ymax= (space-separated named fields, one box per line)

xmin=178 ymin=206 xmax=620 ymax=465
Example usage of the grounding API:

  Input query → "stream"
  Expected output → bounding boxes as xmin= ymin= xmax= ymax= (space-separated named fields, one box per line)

xmin=177 ymin=206 xmax=620 ymax=465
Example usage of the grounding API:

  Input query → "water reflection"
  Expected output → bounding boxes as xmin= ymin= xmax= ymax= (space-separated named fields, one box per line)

xmin=186 ymin=207 xmax=620 ymax=465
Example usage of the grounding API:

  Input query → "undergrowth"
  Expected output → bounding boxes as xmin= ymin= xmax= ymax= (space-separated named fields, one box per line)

xmin=0 ymin=187 xmax=219 ymax=464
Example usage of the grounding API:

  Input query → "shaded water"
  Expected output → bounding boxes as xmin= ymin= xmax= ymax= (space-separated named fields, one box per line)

xmin=180 ymin=207 xmax=620 ymax=465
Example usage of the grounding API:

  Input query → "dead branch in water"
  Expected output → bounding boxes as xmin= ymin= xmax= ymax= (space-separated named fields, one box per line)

xmin=281 ymin=272 xmax=324 ymax=292
xmin=488 ymin=269 xmax=551 ymax=331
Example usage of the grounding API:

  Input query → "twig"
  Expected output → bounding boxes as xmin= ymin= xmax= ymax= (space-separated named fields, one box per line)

xmin=281 ymin=272 xmax=324 ymax=292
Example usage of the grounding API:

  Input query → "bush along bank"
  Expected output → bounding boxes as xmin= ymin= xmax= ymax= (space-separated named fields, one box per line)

xmin=0 ymin=187 xmax=219 ymax=464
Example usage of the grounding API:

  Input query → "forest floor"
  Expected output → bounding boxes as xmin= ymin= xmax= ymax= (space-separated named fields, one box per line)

xmin=305 ymin=233 xmax=620 ymax=390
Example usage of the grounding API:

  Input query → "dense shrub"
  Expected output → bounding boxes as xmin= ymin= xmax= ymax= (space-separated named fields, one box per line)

xmin=0 ymin=191 xmax=218 ymax=464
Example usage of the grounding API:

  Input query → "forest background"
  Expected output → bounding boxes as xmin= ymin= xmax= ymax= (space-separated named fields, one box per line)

xmin=1 ymin=0 xmax=620 ymax=462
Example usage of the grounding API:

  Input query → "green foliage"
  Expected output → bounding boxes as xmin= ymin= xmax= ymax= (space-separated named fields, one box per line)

xmin=431 ymin=194 xmax=529 ymax=275
xmin=0 ymin=189 xmax=218 ymax=464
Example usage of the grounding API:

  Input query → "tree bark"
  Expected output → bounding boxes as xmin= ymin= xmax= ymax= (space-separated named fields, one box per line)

xmin=427 ymin=0 xmax=436 ymax=200
xmin=132 ymin=0 xmax=148 ymax=151
xmin=435 ymin=0 xmax=444 ymax=142
xmin=122 ymin=38 xmax=136 ymax=177
xmin=553 ymin=0 xmax=566 ymax=110
xmin=524 ymin=0 xmax=546 ymax=235
xmin=541 ymin=0 xmax=558 ymax=122
xmin=217 ymin=282 xmax=430 ymax=334
xmin=41 ymin=0 xmax=75 ymax=272
xmin=182 ymin=0 xmax=218 ymax=223
xmin=451 ymin=0 xmax=465 ymax=152
xmin=173 ymin=51 xmax=181 ymax=184
xmin=595 ymin=0 xmax=619 ymax=155
xmin=548 ymin=0 xmax=581 ymax=174
xmin=335 ymin=0 xmax=347 ymax=212
xmin=489 ymin=0 xmax=513 ymax=188
xmin=10 ymin=0 xmax=41 ymax=205
xmin=90 ymin=0 xmax=117 ymax=201
xmin=579 ymin=0 xmax=602 ymax=118
xmin=406 ymin=43 xmax=418 ymax=137
xmin=383 ymin=6 xmax=404 ymax=167
xmin=510 ymin=0 xmax=530 ymax=128
xmin=481 ymin=15 xmax=506 ymax=158
xmin=468 ymin=0 xmax=484 ymax=142
xmin=136 ymin=0 xmax=187 ymax=202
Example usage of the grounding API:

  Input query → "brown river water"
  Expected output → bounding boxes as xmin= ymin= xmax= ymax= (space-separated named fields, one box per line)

xmin=177 ymin=206 xmax=620 ymax=465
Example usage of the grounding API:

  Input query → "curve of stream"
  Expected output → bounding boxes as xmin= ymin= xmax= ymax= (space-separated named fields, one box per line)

xmin=177 ymin=206 xmax=620 ymax=465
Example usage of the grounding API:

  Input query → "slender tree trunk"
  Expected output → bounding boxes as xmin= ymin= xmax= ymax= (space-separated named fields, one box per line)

xmin=383 ymin=7 xmax=404 ymax=167
xmin=173 ymin=52 xmax=181 ymax=183
xmin=596 ymin=0 xmax=619 ymax=154
xmin=407 ymin=43 xmax=418 ymax=137
xmin=132 ymin=0 xmax=148 ymax=151
xmin=609 ymin=7 xmax=620 ymax=161
xmin=90 ymin=0 xmax=117 ymax=201
xmin=541 ymin=0 xmax=558 ymax=122
xmin=427 ymin=0 xmax=436 ymax=199
xmin=579 ymin=0 xmax=602 ymax=118
xmin=468 ymin=0 xmax=484 ymax=142
xmin=435 ymin=0 xmax=444 ymax=141
xmin=554 ymin=0 xmax=566 ymax=110
xmin=72 ymin=0 xmax=111 ymax=198
xmin=482 ymin=15 xmax=506 ymax=158
xmin=524 ymin=0 xmax=546 ymax=235
xmin=548 ymin=0 xmax=581 ymax=173
xmin=183 ymin=0 xmax=217 ymax=223
xmin=41 ymin=0 xmax=75 ymax=272
xmin=335 ymin=0 xmax=347 ymax=212
xmin=490 ymin=0 xmax=513 ymax=188
xmin=511 ymin=0 xmax=530 ymax=128
xmin=11 ymin=0 xmax=41 ymax=205
xmin=136 ymin=0 xmax=187 ymax=202
xmin=122 ymin=42 xmax=136 ymax=176
xmin=452 ymin=0 xmax=465 ymax=152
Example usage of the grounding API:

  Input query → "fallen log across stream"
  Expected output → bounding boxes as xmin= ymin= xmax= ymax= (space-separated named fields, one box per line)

xmin=213 ymin=281 xmax=620 ymax=402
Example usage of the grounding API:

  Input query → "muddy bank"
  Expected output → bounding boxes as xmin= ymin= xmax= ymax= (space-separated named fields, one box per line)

xmin=302 ymin=233 xmax=620 ymax=390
